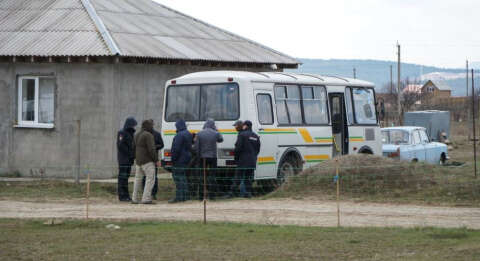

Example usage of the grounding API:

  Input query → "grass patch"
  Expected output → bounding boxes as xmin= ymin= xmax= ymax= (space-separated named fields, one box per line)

xmin=268 ymin=155 xmax=480 ymax=206
xmin=0 ymin=179 xmax=176 ymax=202
xmin=0 ymin=219 xmax=478 ymax=261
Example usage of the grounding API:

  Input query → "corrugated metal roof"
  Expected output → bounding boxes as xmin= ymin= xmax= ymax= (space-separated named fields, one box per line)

xmin=0 ymin=0 xmax=299 ymax=66
xmin=0 ymin=0 xmax=110 ymax=56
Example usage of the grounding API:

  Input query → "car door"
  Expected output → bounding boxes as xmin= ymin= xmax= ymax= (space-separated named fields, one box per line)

xmin=254 ymin=91 xmax=277 ymax=179
xmin=411 ymin=130 xmax=426 ymax=162
xmin=421 ymin=129 xmax=437 ymax=164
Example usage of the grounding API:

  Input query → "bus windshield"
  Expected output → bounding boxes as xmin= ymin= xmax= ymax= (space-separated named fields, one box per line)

xmin=165 ymin=83 xmax=239 ymax=122
xmin=352 ymin=88 xmax=377 ymax=124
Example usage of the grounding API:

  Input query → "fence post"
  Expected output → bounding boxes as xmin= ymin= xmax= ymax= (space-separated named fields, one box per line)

xmin=85 ymin=166 xmax=90 ymax=220
xmin=336 ymin=158 xmax=340 ymax=227
xmin=75 ymin=120 xmax=81 ymax=185
xmin=203 ymin=159 xmax=207 ymax=224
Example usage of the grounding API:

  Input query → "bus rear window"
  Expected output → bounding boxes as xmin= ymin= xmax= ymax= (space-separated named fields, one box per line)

xmin=165 ymin=83 xmax=239 ymax=122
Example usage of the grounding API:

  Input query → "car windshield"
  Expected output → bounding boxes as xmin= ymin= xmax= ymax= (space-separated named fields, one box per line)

xmin=382 ymin=130 xmax=410 ymax=145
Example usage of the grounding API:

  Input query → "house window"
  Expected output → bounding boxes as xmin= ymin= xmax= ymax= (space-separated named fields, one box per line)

xmin=17 ymin=76 xmax=55 ymax=128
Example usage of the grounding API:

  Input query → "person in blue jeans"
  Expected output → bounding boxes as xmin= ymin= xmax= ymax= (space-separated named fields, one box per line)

xmin=169 ymin=119 xmax=192 ymax=203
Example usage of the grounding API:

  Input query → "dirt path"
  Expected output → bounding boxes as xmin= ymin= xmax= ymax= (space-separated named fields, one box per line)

xmin=0 ymin=199 xmax=478 ymax=228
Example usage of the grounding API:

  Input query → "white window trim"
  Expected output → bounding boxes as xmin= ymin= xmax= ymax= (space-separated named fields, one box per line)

xmin=16 ymin=76 xmax=55 ymax=129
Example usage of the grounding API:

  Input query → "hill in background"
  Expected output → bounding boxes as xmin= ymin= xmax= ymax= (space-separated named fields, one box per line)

xmin=288 ymin=58 xmax=480 ymax=96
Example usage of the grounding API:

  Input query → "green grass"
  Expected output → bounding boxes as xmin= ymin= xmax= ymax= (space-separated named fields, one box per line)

xmin=0 ymin=179 xmax=176 ymax=202
xmin=0 ymin=219 xmax=478 ymax=261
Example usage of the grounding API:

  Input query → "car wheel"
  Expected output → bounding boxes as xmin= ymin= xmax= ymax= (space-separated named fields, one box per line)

xmin=439 ymin=153 xmax=446 ymax=166
xmin=274 ymin=156 xmax=300 ymax=188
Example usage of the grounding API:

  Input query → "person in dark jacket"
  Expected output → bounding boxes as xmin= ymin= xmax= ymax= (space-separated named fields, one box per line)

xmin=132 ymin=120 xmax=158 ymax=204
xmin=193 ymin=119 xmax=223 ymax=199
xmin=233 ymin=120 xmax=260 ymax=198
xmin=117 ymin=117 xmax=137 ymax=201
xmin=142 ymin=119 xmax=164 ymax=199
xmin=169 ymin=119 xmax=192 ymax=203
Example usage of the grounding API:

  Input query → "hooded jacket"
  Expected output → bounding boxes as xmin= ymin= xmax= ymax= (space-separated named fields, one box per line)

xmin=194 ymin=119 xmax=224 ymax=159
xmin=134 ymin=120 xmax=158 ymax=166
xmin=117 ymin=117 xmax=137 ymax=165
xmin=234 ymin=125 xmax=261 ymax=169
xmin=171 ymin=119 xmax=193 ymax=166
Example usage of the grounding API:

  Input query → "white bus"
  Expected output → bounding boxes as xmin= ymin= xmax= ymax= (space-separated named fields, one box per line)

xmin=161 ymin=71 xmax=381 ymax=187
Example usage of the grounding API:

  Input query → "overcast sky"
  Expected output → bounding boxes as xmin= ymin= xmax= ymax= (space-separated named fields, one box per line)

xmin=157 ymin=0 xmax=479 ymax=69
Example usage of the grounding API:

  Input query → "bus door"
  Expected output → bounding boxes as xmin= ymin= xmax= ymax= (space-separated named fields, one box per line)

xmin=254 ymin=91 xmax=277 ymax=179
xmin=329 ymin=93 xmax=349 ymax=156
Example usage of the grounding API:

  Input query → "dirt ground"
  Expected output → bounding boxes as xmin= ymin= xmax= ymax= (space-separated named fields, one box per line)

xmin=1 ymin=199 xmax=479 ymax=229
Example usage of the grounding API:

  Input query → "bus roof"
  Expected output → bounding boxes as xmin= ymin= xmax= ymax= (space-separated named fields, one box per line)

xmin=173 ymin=71 xmax=375 ymax=87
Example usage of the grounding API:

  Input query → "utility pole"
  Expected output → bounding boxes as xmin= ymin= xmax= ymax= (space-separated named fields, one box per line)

xmin=390 ymin=65 xmax=393 ymax=93
xmin=467 ymin=60 xmax=471 ymax=139
xmin=353 ymin=67 xmax=356 ymax=79
xmin=397 ymin=42 xmax=401 ymax=125
xmin=472 ymin=69 xmax=477 ymax=178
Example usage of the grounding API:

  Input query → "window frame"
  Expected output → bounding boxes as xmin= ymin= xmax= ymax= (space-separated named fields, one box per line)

xmin=256 ymin=93 xmax=274 ymax=125
xmin=164 ymin=82 xmax=240 ymax=122
xmin=274 ymin=84 xmax=330 ymax=127
xmin=16 ymin=76 xmax=55 ymax=129
xmin=347 ymin=86 xmax=379 ymax=126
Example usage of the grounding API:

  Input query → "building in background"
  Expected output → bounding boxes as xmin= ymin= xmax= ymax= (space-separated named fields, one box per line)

xmin=0 ymin=0 xmax=298 ymax=178
xmin=421 ymin=80 xmax=452 ymax=98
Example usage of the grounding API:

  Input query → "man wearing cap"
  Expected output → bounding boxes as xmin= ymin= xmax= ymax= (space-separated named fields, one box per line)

xmin=233 ymin=120 xmax=260 ymax=198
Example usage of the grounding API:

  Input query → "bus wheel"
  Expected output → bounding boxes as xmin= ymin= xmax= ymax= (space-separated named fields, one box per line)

xmin=275 ymin=155 xmax=301 ymax=187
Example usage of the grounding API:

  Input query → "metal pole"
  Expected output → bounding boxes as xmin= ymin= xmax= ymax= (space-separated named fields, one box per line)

xmin=335 ymin=159 xmax=340 ymax=227
xmin=397 ymin=43 xmax=401 ymax=125
xmin=472 ymin=69 xmax=477 ymax=178
xmin=86 ymin=167 xmax=90 ymax=220
xmin=353 ymin=67 xmax=356 ymax=79
xmin=76 ymin=120 xmax=81 ymax=185
xmin=467 ymin=61 xmax=471 ymax=138
xmin=203 ymin=158 xmax=207 ymax=224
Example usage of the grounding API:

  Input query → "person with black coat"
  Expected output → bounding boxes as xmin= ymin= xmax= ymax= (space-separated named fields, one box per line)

xmin=169 ymin=119 xmax=192 ymax=203
xmin=142 ymin=119 xmax=164 ymax=199
xmin=117 ymin=117 xmax=137 ymax=201
xmin=233 ymin=120 xmax=260 ymax=198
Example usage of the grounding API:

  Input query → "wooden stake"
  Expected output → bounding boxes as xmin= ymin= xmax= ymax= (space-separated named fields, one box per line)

xmin=203 ymin=159 xmax=207 ymax=224
xmin=336 ymin=159 xmax=340 ymax=227
xmin=86 ymin=168 xmax=90 ymax=220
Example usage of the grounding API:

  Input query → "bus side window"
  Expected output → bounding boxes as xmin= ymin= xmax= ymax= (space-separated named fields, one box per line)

xmin=256 ymin=94 xmax=274 ymax=125
xmin=275 ymin=86 xmax=289 ymax=124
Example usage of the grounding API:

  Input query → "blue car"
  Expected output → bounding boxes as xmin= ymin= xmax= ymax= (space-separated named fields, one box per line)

xmin=381 ymin=126 xmax=448 ymax=165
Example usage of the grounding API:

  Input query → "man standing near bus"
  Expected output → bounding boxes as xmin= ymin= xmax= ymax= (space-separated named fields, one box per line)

xmin=233 ymin=120 xmax=260 ymax=198
xmin=142 ymin=119 xmax=164 ymax=200
xmin=132 ymin=120 xmax=158 ymax=204
xmin=170 ymin=119 xmax=192 ymax=203
xmin=193 ymin=119 xmax=223 ymax=200
xmin=117 ymin=117 xmax=137 ymax=202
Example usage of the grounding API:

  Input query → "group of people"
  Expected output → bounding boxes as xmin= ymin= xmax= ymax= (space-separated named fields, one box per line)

xmin=116 ymin=117 xmax=261 ymax=204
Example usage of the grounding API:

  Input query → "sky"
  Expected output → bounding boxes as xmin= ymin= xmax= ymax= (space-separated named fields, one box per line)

xmin=156 ymin=0 xmax=480 ymax=69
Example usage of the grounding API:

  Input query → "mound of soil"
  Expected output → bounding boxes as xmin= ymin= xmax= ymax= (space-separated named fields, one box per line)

xmin=277 ymin=154 xmax=438 ymax=198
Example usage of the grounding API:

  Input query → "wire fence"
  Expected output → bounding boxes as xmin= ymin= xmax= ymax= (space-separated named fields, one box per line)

xmin=1 ymin=156 xmax=479 ymax=228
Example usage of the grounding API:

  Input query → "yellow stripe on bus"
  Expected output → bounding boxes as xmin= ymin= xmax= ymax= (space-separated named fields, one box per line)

xmin=304 ymin=154 xmax=330 ymax=163
xmin=298 ymin=128 xmax=314 ymax=143
xmin=258 ymin=156 xmax=276 ymax=165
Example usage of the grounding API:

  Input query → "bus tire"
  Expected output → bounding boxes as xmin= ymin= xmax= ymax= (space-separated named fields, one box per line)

xmin=358 ymin=146 xmax=373 ymax=154
xmin=274 ymin=151 xmax=302 ymax=188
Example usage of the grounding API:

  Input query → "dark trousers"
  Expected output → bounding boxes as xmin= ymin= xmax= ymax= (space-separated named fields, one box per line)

xmin=230 ymin=168 xmax=254 ymax=197
xmin=200 ymin=158 xmax=218 ymax=199
xmin=172 ymin=166 xmax=188 ymax=201
xmin=118 ymin=165 xmax=132 ymax=200
xmin=240 ymin=169 xmax=254 ymax=197
xmin=142 ymin=167 xmax=158 ymax=197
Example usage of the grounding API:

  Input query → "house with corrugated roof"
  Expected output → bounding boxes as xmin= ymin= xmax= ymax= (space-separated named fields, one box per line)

xmin=0 ymin=0 xmax=299 ymax=178
xmin=421 ymin=80 xmax=452 ymax=98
